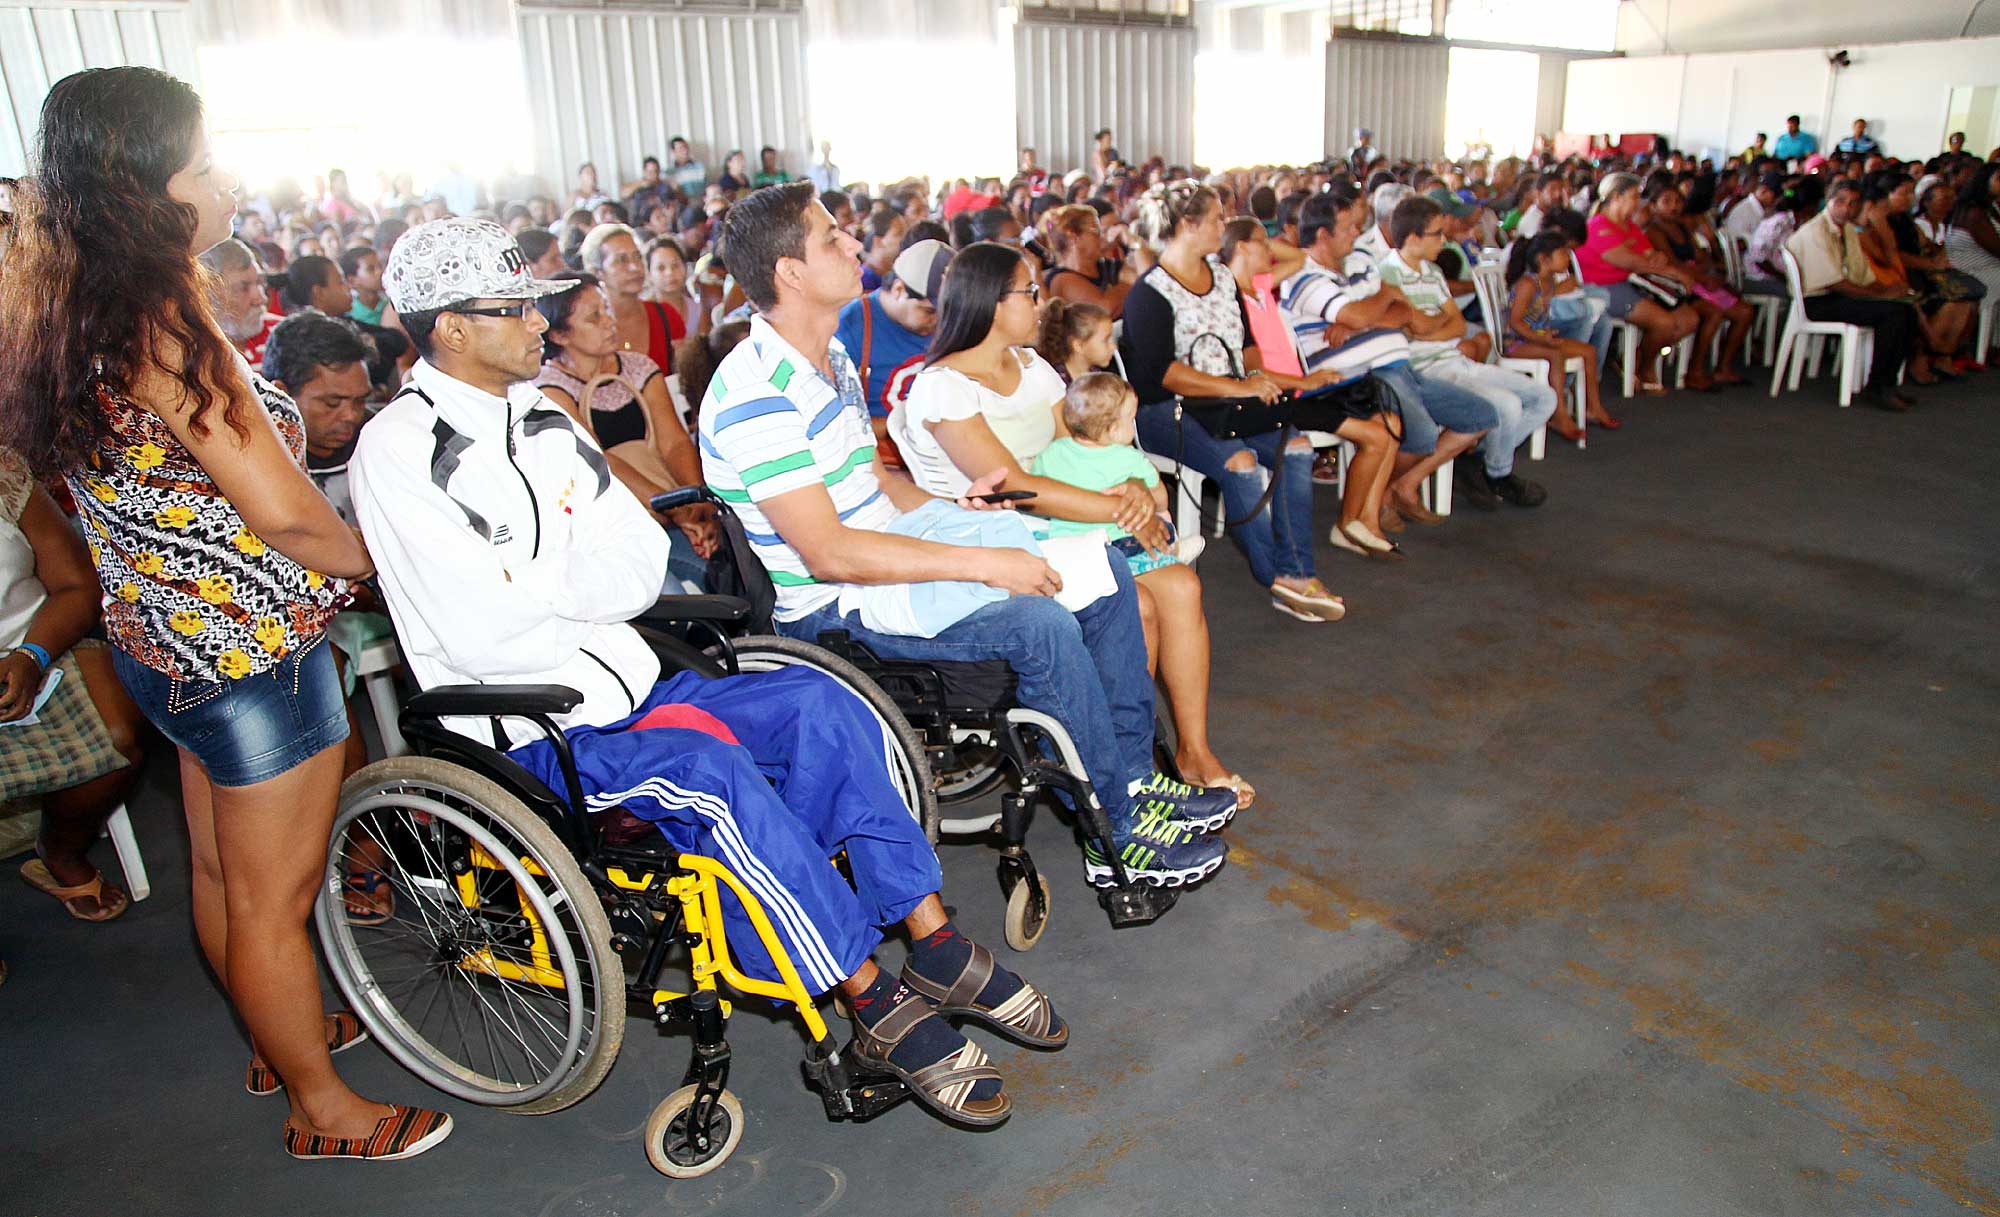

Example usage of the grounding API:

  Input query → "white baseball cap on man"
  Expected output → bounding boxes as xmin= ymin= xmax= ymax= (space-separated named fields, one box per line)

xmin=384 ymin=217 xmax=576 ymax=314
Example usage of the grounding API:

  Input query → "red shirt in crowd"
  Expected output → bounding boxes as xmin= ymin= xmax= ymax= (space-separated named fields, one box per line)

xmin=1577 ymin=214 xmax=1652 ymax=286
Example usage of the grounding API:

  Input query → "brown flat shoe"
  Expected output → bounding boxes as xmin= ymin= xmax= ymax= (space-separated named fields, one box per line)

xmin=1378 ymin=500 xmax=1405 ymax=534
xmin=1391 ymin=491 xmax=1445 ymax=526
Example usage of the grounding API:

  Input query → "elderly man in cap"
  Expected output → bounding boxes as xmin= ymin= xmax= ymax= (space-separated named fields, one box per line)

xmin=833 ymin=238 xmax=954 ymax=463
xmin=348 ymin=219 xmax=1069 ymax=1127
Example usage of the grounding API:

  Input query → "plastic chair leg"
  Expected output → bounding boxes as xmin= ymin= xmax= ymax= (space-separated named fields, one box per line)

xmin=1431 ymin=462 xmax=1453 ymax=516
xmin=364 ymin=669 xmax=409 ymax=758
xmin=1769 ymin=332 xmax=1793 ymax=397
xmin=1529 ymin=424 xmax=1546 ymax=462
xmin=104 ymin=804 xmax=149 ymax=902
xmin=1620 ymin=328 xmax=1637 ymax=398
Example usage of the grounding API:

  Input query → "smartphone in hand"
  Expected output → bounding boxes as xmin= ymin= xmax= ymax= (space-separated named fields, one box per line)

xmin=967 ymin=489 xmax=1038 ymax=504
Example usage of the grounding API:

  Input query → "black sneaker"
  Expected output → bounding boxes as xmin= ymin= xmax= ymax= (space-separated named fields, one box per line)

xmin=1454 ymin=454 xmax=1498 ymax=511
xmin=1491 ymin=473 xmax=1547 ymax=507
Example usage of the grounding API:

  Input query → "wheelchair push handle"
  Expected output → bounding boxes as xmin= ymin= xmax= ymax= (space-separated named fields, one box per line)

xmin=650 ymin=486 xmax=723 ymax=514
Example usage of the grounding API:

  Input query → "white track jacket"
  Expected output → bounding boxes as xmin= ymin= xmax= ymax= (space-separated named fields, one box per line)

xmin=350 ymin=359 xmax=669 ymax=748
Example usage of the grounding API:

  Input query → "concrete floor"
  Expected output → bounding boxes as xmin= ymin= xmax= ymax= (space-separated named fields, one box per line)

xmin=3 ymin=374 xmax=1996 ymax=1217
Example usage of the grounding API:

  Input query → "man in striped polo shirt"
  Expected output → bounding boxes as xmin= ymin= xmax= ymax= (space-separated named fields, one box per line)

xmin=1279 ymin=190 xmax=1494 ymax=528
xmin=698 ymin=183 xmax=1227 ymax=892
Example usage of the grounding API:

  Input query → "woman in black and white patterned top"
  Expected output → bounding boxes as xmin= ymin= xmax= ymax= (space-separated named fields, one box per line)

xmin=1119 ymin=181 xmax=1346 ymax=624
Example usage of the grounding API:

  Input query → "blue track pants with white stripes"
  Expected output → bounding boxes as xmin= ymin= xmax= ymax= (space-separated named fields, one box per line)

xmin=506 ymin=666 xmax=941 ymax=994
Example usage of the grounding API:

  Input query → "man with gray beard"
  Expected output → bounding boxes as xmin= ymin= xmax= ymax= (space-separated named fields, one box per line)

xmin=198 ymin=237 xmax=283 ymax=370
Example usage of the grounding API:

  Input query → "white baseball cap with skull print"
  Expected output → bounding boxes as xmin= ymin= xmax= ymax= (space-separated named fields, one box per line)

xmin=383 ymin=217 xmax=576 ymax=314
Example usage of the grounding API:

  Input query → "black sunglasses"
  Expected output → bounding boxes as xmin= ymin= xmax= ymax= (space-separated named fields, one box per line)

xmin=1001 ymin=283 xmax=1042 ymax=302
xmin=447 ymin=301 xmax=534 ymax=319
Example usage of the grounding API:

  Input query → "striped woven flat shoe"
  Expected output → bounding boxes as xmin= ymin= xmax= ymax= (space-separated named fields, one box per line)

xmin=247 ymin=1011 xmax=369 ymax=1096
xmin=284 ymin=1105 xmax=453 ymax=1162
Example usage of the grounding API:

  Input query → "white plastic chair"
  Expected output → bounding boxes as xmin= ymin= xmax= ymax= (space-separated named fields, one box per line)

xmin=1574 ymin=253 xmax=1642 ymax=398
xmin=1113 ymin=348 xmax=1220 ymax=542
xmin=356 ymin=637 xmax=410 ymax=758
xmin=103 ymin=803 xmax=149 ymax=902
xmin=1723 ymin=233 xmax=1784 ymax=368
xmin=1977 ymin=294 xmax=1998 ymax=365
xmin=1471 ymin=263 xmax=1582 ymax=453
xmin=1770 ymin=248 xmax=1870 ymax=407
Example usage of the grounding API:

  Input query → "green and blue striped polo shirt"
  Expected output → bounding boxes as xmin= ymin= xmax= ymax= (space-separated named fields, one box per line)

xmin=697 ymin=315 xmax=898 ymax=621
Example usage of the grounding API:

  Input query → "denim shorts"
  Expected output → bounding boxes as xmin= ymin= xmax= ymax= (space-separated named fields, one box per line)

xmin=113 ymin=638 xmax=348 ymax=787
xmin=1600 ymin=281 xmax=1645 ymax=319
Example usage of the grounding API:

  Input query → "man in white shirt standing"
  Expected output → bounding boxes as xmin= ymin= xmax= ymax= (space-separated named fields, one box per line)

xmin=350 ymin=218 xmax=1068 ymax=1125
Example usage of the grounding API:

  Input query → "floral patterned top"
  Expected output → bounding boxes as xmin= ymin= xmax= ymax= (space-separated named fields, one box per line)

xmin=68 ymin=359 xmax=346 ymax=681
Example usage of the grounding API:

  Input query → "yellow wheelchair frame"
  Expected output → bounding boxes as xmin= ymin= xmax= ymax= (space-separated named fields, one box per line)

xmin=449 ymin=827 xmax=910 ymax=1177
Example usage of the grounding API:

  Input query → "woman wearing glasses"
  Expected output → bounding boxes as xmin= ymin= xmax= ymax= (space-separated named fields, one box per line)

xmin=0 ymin=68 xmax=447 ymax=1160
xmin=893 ymin=242 xmax=1254 ymax=806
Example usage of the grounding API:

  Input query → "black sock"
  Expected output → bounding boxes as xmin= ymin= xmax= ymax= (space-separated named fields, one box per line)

xmin=849 ymin=968 xmax=999 ymax=1101
xmin=908 ymin=921 xmax=1026 ymax=1013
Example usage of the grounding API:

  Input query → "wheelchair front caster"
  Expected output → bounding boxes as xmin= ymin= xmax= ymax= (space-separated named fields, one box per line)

xmin=645 ymin=1083 xmax=744 ymax=1178
xmin=1003 ymin=871 xmax=1052 ymax=951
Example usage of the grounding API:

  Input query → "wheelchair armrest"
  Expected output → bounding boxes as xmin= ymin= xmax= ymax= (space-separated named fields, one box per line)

xmin=402 ymin=683 xmax=584 ymax=720
xmin=634 ymin=594 xmax=752 ymax=627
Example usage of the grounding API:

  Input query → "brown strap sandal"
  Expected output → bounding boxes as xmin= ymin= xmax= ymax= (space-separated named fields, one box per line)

xmin=19 ymin=857 xmax=129 ymax=923
xmin=247 ymin=1011 xmax=371 ymax=1096
xmin=902 ymin=941 xmax=1068 ymax=1049
xmin=850 ymin=988 xmax=1011 ymax=1126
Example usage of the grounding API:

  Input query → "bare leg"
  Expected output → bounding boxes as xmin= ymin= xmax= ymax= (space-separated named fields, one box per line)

xmin=36 ymin=646 xmax=146 ymax=898
xmin=1509 ymin=341 xmax=1585 ymax=438
xmin=1334 ymin=417 xmax=1394 ymax=530
xmin=1390 ymin=429 xmax=1483 ymax=511
xmin=207 ymin=743 xmax=393 ymax=1138
xmin=1136 ymin=565 xmax=1232 ymax=788
xmin=1134 ymin=580 xmax=1161 ymax=679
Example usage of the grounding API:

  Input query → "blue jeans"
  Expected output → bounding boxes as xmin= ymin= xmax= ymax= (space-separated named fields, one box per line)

xmin=1375 ymin=362 xmax=1499 ymax=456
xmin=1416 ymin=358 xmax=1559 ymax=480
xmin=779 ymin=555 xmax=1156 ymax=822
xmin=1134 ymin=402 xmax=1314 ymax=588
xmin=1551 ymin=288 xmax=1613 ymax=372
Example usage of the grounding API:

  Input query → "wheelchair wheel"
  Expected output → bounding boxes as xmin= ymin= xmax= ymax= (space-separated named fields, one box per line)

xmin=935 ymin=728 xmax=1008 ymax=806
xmin=316 ymin=756 xmax=624 ymax=1115
xmin=1003 ymin=871 xmax=1052 ymax=951
xmin=644 ymin=1083 xmax=744 ymax=1178
xmin=722 ymin=635 xmax=940 ymax=843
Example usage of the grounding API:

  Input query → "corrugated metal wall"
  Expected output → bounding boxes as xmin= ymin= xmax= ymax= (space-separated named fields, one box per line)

xmin=516 ymin=4 xmax=807 ymax=201
xmin=1015 ymin=19 xmax=1194 ymax=174
xmin=0 ymin=1 xmax=200 ymax=178
xmin=1324 ymin=33 xmax=1448 ymax=162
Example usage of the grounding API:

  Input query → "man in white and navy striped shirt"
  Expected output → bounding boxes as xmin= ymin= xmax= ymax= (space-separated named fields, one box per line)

xmin=699 ymin=183 xmax=1229 ymax=891
xmin=1279 ymin=191 xmax=1495 ymax=526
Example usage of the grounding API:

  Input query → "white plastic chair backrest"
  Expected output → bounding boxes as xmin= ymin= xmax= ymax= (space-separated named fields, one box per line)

xmin=665 ymin=372 xmax=693 ymax=431
xmin=1719 ymin=233 xmax=1745 ymax=290
xmin=1470 ymin=264 xmax=1508 ymax=364
xmin=1779 ymin=247 xmax=1808 ymax=320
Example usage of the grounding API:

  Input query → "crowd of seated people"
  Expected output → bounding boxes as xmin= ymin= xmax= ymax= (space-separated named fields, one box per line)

xmin=4 ymin=58 xmax=2000 ymax=1152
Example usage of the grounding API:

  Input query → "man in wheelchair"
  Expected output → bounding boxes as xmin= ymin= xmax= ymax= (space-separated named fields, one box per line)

xmin=348 ymin=218 xmax=1064 ymax=1127
xmin=698 ymin=183 xmax=1234 ymax=889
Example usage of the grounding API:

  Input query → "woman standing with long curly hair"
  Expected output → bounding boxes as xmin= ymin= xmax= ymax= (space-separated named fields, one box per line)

xmin=0 ymin=67 xmax=450 ymax=1161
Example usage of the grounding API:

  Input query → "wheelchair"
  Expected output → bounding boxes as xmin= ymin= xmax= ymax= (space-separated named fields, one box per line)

xmin=314 ymin=603 xmax=937 ymax=1178
xmin=648 ymin=486 xmax=1193 ymax=949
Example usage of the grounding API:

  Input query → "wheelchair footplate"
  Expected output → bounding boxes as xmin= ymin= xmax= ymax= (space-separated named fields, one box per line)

xmin=1099 ymin=884 xmax=1179 ymax=927
xmin=802 ymin=1035 xmax=913 ymax=1123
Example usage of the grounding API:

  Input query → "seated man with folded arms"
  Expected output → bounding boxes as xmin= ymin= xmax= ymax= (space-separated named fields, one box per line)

xmin=697 ymin=183 xmax=1231 ymax=889
xmin=349 ymin=218 xmax=1065 ymax=1128
xmin=1376 ymin=195 xmax=1556 ymax=511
